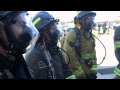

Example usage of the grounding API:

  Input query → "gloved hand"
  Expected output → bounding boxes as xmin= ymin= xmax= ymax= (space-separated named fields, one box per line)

xmin=65 ymin=75 xmax=76 ymax=79
xmin=90 ymin=74 xmax=97 ymax=79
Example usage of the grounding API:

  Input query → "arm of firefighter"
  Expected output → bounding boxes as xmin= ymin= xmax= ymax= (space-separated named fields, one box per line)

xmin=26 ymin=54 xmax=48 ymax=79
xmin=113 ymin=27 xmax=120 ymax=76
xmin=114 ymin=48 xmax=120 ymax=76
xmin=114 ymin=27 xmax=120 ymax=63
xmin=114 ymin=27 xmax=120 ymax=62
xmin=63 ymin=61 xmax=76 ymax=79
xmin=115 ymin=48 xmax=120 ymax=63
xmin=114 ymin=39 xmax=120 ymax=63
xmin=58 ymin=49 xmax=76 ymax=79
xmin=114 ymin=30 xmax=120 ymax=62
xmin=64 ymin=66 xmax=76 ymax=79
xmin=61 ymin=31 xmax=84 ymax=79
xmin=90 ymin=49 xmax=97 ymax=74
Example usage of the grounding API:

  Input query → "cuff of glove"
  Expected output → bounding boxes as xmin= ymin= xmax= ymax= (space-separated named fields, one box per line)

xmin=90 ymin=65 xmax=97 ymax=71
xmin=65 ymin=75 xmax=76 ymax=79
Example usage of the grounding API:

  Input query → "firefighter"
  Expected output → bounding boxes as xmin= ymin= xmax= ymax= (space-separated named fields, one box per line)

xmin=61 ymin=11 xmax=97 ymax=79
xmin=0 ymin=11 xmax=38 ymax=79
xmin=26 ymin=11 xmax=75 ymax=79
xmin=113 ymin=26 xmax=120 ymax=79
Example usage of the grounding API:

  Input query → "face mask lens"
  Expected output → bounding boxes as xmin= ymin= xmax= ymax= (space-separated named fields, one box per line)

xmin=19 ymin=13 xmax=39 ymax=41
xmin=12 ymin=12 xmax=39 ymax=54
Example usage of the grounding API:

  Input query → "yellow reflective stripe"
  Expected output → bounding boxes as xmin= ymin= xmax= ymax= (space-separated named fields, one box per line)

xmin=73 ymin=67 xmax=84 ymax=77
xmin=65 ymin=75 xmax=76 ymax=79
xmin=82 ymin=53 xmax=93 ymax=60
xmin=33 ymin=18 xmax=41 ymax=25
xmin=115 ymin=42 xmax=120 ymax=48
xmin=93 ymin=31 xmax=98 ymax=40
xmin=90 ymin=65 xmax=97 ymax=71
xmin=114 ymin=68 xmax=120 ymax=76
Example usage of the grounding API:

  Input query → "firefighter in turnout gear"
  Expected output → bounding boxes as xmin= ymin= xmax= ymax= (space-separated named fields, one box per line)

xmin=61 ymin=11 xmax=97 ymax=79
xmin=0 ymin=11 xmax=38 ymax=79
xmin=26 ymin=11 xmax=75 ymax=79
xmin=113 ymin=26 xmax=120 ymax=79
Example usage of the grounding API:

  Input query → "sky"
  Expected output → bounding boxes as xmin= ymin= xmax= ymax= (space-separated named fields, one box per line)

xmin=28 ymin=11 xmax=77 ymax=22
xmin=28 ymin=11 xmax=120 ymax=22
xmin=94 ymin=11 xmax=120 ymax=22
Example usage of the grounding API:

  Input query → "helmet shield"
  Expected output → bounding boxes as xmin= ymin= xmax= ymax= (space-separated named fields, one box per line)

xmin=6 ymin=12 xmax=39 ymax=54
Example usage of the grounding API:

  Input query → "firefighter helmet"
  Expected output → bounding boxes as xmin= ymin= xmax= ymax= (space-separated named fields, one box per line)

xmin=0 ymin=11 xmax=26 ymax=20
xmin=77 ymin=11 xmax=96 ymax=19
xmin=32 ymin=11 xmax=59 ymax=32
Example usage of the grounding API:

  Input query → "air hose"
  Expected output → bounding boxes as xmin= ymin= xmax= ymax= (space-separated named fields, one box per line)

xmin=91 ymin=33 xmax=107 ymax=65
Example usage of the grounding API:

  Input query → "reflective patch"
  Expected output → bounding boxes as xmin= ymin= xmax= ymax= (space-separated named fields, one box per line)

xmin=38 ymin=61 xmax=47 ymax=69
xmin=65 ymin=75 xmax=76 ymax=79
xmin=114 ymin=68 xmax=120 ymax=76
xmin=115 ymin=41 xmax=120 ymax=48
xmin=73 ymin=67 xmax=84 ymax=77
xmin=33 ymin=18 xmax=41 ymax=25
xmin=90 ymin=65 xmax=97 ymax=71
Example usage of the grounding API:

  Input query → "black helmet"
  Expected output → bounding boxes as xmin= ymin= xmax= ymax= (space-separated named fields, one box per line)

xmin=77 ymin=11 xmax=96 ymax=19
xmin=32 ymin=11 xmax=59 ymax=32
xmin=0 ymin=11 xmax=26 ymax=20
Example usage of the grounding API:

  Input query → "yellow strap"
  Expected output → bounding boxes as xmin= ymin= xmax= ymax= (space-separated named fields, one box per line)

xmin=33 ymin=18 xmax=41 ymax=25
xmin=65 ymin=75 xmax=76 ymax=79
xmin=114 ymin=68 xmax=120 ymax=76
xmin=90 ymin=65 xmax=97 ymax=71
xmin=73 ymin=67 xmax=84 ymax=77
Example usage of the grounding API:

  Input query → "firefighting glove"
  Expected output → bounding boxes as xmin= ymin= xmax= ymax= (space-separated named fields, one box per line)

xmin=90 ymin=74 xmax=97 ymax=79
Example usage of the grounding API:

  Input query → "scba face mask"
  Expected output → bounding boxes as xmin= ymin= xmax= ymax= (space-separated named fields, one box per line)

xmin=83 ymin=14 xmax=96 ymax=32
xmin=41 ymin=23 xmax=60 ymax=51
xmin=46 ymin=23 xmax=61 ymax=42
xmin=6 ymin=12 xmax=39 ymax=54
